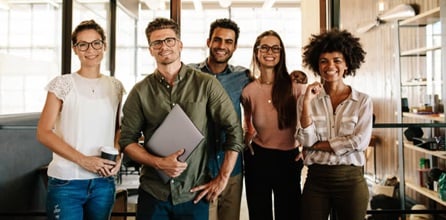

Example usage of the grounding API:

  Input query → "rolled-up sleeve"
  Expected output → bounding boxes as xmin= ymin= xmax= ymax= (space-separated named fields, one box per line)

xmin=119 ymin=83 xmax=144 ymax=151
xmin=207 ymin=78 xmax=244 ymax=153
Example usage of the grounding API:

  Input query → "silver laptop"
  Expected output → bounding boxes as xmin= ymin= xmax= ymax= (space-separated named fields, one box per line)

xmin=145 ymin=104 xmax=204 ymax=183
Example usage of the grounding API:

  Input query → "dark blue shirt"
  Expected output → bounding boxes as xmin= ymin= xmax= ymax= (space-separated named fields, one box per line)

xmin=188 ymin=60 xmax=250 ymax=177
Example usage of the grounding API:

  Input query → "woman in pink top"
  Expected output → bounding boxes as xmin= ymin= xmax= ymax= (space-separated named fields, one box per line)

xmin=241 ymin=30 xmax=303 ymax=220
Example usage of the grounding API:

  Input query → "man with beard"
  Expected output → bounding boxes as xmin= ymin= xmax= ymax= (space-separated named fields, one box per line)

xmin=120 ymin=17 xmax=244 ymax=219
xmin=189 ymin=18 xmax=250 ymax=220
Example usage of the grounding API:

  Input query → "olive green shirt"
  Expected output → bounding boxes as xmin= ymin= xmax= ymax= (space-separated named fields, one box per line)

xmin=119 ymin=63 xmax=244 ymax=205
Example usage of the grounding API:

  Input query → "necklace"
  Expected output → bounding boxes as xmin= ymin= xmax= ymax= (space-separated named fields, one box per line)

xmin=260 ymin=77 xmax=273 ymax=85
xmin=78 ymin=73 xmax=102 ymax=96
xmin=257 ymin=80 xmax=272 ymax=104
xmin=89 ymin=77 xmax=101 ymax=95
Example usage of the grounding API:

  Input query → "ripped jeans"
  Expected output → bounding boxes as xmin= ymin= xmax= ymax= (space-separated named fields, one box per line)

xmin=46 ymin=177 xmax=116 ymax=220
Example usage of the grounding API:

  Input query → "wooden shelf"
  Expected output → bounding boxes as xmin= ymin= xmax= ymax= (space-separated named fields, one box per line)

xmin=406 ymin=181 xmax=446 ymax=206
xmin=403 ymin=112 xmax=445 ymax=122
xmin=401 ymin=81 xmax=427 ymax=86
xmin=401 ymin=80 xmax=442 ymax=87
xmin=400 ymin=45 xmax=441 ymax=56
xmin=404 ymin=142 xmax=446 ymax=160
xmin=397 ymin=5 xmax=445 ymax=210
xmin=400 ymin=7 xmax=440 ymax=26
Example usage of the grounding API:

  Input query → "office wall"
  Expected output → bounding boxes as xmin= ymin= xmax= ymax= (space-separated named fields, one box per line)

xmin=0 ymin=113 xmax=51 ymax=219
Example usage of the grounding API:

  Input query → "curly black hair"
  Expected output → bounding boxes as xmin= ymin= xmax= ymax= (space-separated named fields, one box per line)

xmin=302 ymin=29 xmax=366 ymax=77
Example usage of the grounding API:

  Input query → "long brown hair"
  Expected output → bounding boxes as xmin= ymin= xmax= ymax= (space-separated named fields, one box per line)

xmin=251 ymin=30 xmax=296 ymax=129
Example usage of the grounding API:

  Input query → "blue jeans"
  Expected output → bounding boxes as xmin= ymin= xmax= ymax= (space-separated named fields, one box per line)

xmin=136 ymin=188 xmax=209 ymax=220
xmin=46 ymin=177 xmax=116 ymax=220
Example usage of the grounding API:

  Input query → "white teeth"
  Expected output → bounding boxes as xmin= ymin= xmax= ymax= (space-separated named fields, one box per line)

xmin=215 ymin=50 xmax=226 ymax=56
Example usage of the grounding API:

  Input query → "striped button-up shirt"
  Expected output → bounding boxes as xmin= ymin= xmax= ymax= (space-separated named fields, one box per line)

xmin=295 ymin=87 xmax=373 ymax=166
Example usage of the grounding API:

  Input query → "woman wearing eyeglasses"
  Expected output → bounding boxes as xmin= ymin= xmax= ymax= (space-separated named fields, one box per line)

xmin=241 ymin=30 xmax=303 ymax=220
xmin=36 ymin=19 xmax=125 ymax=220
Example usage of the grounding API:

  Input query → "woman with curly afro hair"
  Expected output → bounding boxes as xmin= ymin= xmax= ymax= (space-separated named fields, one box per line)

xmin=295 ymin=29 xmax=374 ymax=220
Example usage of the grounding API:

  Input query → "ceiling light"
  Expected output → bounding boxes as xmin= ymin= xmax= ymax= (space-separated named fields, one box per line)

xmin=218 ymin=0 xmax=231 ymax=8
xmin=262 ymin=0 xmax=275 ymax=9
xmin=193 ymin=0 xmax=202 ymax=11
xmin=378 ymin=1 xmax=385 ymax=12
xmin=143 ymin=0 xmax=165 ymax=10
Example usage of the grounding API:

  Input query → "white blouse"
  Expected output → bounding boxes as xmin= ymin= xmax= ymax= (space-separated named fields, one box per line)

xmin=45 ymin=72 xmax=125 ymax=180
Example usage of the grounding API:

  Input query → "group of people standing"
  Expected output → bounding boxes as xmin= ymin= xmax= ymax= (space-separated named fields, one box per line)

xmin=36 ymin=16 xmax=373 ymax=220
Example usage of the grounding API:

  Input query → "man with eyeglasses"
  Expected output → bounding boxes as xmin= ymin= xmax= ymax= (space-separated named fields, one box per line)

xmin=119 ymin=17 xmax=244 ymax=220
xmin=188 ymin=18 xmax=250 ymax=220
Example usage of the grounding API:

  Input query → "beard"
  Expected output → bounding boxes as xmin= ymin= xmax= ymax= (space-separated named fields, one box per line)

xmin=210 ymin=49 xmax=232 ymax=64
xmin=158 ymin=50 xmax=181 ymax=65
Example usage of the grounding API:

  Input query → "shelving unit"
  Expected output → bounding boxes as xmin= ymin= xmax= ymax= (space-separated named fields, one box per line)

xmin=395 ymin=4 xmax=446 ymax=214
xmin=403 ymin=112 xmax=444 ymax=122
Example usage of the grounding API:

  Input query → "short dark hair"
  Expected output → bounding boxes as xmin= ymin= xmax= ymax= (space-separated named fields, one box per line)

xmin=145 ymin=17 xmax=180 ymax=44
xmin=209 ymin=18 xmax=240 ymax=44
xmin=71 ymin=20 xmax=106 ymax=45
xmin=302 ymin=29 xmax=366 ymax=77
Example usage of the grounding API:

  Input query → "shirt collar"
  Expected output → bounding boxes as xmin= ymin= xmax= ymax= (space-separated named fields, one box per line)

xmin=197 ymin=59 xmax=232 ymax=75
xmin=318 ymin=86 xmax=359 ymax=102
xmin=153 ymin=62 xmax=188 ymax=84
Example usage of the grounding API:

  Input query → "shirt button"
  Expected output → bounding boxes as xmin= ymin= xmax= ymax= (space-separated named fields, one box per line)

xmin=171 ymin=179 xmax=174 ymax=184
xmin=166 ymin=85 xmax=170 ymax=88
xmin=171 ymin=103 xmax=176 ymax=107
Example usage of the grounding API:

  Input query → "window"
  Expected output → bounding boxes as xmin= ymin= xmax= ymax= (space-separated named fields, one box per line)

xmin=0 ymin=0 xmax=302 ymax=115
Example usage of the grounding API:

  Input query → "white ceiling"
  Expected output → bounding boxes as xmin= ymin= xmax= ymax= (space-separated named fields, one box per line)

xmin=145 ymin=0 xmax=301 ymax=10
xmin=0 ymin=0 xmax=301 ymax=11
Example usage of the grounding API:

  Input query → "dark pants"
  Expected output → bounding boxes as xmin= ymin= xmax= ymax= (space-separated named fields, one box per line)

xmin=302 ymin=164 xmax=369 ymax=220
xmin=244 ymin=142 xmax=303 ymax=220
xmin=136 ymin=188 xmax=209 ymax=220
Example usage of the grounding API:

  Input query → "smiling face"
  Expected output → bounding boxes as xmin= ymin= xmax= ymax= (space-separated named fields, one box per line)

xmin=149 ymin=28 xmax=183 ymax=66
xmin=256 ymin=35 xmax=281 ymax=69
xmin=207 ymin=27 xmax=237 ymax=64
xmin=73 ymin=29 xmax=105 ymax=68
xmin=318 ymin=51 xmax=348 ymax=83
